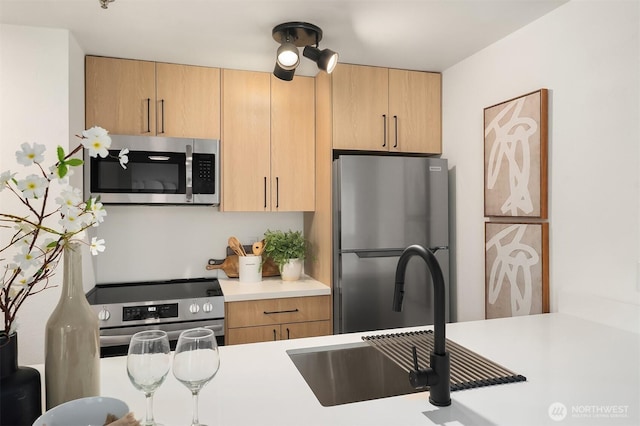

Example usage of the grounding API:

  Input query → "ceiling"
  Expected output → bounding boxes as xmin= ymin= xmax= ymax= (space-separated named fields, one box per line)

xmin=0 ymin=0 xmax=568 ymax=76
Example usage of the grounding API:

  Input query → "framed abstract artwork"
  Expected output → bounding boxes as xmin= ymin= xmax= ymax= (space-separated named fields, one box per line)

xmin=485 ymin=222 xmax=549 ymax=319
xmin=484 ymin=89 xmax=548 ymax=218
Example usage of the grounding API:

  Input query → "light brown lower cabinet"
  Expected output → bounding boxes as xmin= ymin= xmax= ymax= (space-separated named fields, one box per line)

xmin=226 ymin=320 xmax=332 ymax=345
xmin=225 ymin=295 xmax=331 ymax=345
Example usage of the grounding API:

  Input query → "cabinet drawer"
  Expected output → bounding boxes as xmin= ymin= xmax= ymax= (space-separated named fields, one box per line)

xmin=282 ymin=320 xmax=332 ymax=340
xmin=227 ymin=325 xmax=280 ymax=345
xmin=226 ymin=295 xmax=330 ymax=328
xmin=226 ymin=320 xmax=332 ymax=345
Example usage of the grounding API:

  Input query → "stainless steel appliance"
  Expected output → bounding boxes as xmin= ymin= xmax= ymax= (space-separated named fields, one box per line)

xmin=86 ymin=278 xmax=224 ymax=357
xmin=84 ymin=135 xmax=220 ymax=205
xmin=333 ymin=155 xmax=449 ymax=334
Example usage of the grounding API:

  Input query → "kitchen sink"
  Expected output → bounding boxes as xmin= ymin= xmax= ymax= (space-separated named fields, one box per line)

xmin=286 ymin=342 xmax=422 ymax=407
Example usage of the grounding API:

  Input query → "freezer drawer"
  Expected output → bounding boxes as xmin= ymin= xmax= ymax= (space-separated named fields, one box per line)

xmin=334 ymin=249 xmax=448 ymax=334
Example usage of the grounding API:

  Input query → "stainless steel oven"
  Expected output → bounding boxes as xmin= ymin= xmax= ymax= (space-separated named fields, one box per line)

xmin=86 ymin=278 xmax=225 ymax=357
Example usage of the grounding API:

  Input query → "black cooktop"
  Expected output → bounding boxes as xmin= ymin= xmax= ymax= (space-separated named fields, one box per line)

xmin=86 ymin=277 xmax=222 ymax=305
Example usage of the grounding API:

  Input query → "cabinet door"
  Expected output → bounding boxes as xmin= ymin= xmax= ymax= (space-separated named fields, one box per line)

xmin=156 ymin=63 xmax=221 ymax=139
xmin=271 ymin=75 xmax=315 ymax=211
xmin=221 ymin=69 xmax=271 ymax=211
xmin=227 ymin=325 xmax=280 ymax=345
xmin=281 ymin=320 xmax=332 ymax=340
xmin=85 ymin=56 xmax=156 ymax=135
xmin=331 ymin=64 xmax=389 ymax=151
xmin=388 ymin=69 xmax=441 ymax=154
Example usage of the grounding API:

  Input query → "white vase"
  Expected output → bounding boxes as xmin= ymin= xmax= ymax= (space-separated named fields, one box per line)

xmin=45 ymin=241 xmax=100 ymax=409
xmin=280 ymin=258 xmax=303 ymax=281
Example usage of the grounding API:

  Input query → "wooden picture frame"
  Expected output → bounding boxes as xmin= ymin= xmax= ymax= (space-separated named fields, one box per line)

xmin=485 ymin=222 xmax=549 ymax=319
xmin=484 ymin=89 xmax=548 ymax=218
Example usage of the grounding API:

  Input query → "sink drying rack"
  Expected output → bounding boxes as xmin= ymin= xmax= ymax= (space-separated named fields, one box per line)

xmin=362 ymin=330 xmax=526 ymax=391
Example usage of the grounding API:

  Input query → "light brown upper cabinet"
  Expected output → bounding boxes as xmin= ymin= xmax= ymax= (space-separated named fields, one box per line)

xmin=221 ymin=69 xmax=315 ymax=212
xmin=331 ymin=64 xmax=441 ymax=154
xmin=85 ymin=56 xmax=220 ymax=139
xmin=155 ymin=62 xmax=220 ymax=138
xmin=270 ymin=74 xmax=315 ymax=211
xmin=221 ymin=69 xmax=271 ymax=211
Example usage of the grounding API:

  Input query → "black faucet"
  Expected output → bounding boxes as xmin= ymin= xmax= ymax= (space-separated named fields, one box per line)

xmin=393 ymin=244 xmax=451 ymax=407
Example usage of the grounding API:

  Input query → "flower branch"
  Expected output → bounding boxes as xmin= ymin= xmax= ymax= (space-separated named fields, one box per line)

xmin=0 ymin=126 xmax=126 ymax=334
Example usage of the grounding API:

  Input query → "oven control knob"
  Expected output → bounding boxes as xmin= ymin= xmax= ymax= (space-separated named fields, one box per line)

xmin=189 ymin=303 xmax=200 ymax=314
xmin=202 ymin=302 xmax=214 ymax=313
xmin=98 ymin=308 xmax=110 ymax=321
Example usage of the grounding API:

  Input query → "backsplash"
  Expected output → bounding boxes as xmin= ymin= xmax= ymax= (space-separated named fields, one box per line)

xmin=92 ymin=205 xmax=302 ymax=284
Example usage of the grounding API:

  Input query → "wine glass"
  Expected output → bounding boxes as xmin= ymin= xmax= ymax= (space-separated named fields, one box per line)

xmin=127 ymin=330 xmax=171 ymax=426
xmin=173 ymin=328 xmax=221 ymax=426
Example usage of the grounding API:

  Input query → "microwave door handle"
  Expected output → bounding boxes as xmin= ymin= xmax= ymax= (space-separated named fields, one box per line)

xmin=185 ymin=144 xmax=193 ymax=202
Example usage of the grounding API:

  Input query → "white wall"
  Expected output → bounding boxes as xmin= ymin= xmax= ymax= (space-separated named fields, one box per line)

xmin=443 ymin=0 xmax=640 ymax=332
xmin=0 ymin=24 xmax=82 ymax=364
xmin=94 ymin=207 xmax=302 ymax=283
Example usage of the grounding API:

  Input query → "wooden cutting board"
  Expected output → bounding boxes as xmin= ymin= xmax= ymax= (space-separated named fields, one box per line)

xmin=206 ymin=255 xmax=280 ymax=278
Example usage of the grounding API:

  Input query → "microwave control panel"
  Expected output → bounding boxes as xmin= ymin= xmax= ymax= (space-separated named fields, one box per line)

xmin=192 ymin=153 xmax=215 ymax=194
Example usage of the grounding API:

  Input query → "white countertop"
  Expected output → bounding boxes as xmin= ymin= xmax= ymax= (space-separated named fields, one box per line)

xmin=34 ymin=313 xmax=640 ymax=425
xmin=219 ymin=275 xmax=331 ymax=302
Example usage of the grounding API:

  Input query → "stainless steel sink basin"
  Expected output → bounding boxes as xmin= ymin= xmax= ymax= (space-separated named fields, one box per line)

xmin=287 ymin=342 xmax=422 ymax=406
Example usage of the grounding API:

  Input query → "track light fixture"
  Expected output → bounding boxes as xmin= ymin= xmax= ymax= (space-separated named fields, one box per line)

xmin=303 ymin=46 xmax=339 ymax=74
xmin=272 ymin=22 xmax=339 ymax=81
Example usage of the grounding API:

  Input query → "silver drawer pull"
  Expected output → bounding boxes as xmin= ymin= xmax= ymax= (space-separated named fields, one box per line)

xmin=263 ymin=308 xmax=299 ymax=315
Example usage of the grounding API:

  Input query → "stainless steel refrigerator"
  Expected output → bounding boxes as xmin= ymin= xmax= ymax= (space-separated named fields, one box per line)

xmin=333 ymin=155 xmax=449 ymax=334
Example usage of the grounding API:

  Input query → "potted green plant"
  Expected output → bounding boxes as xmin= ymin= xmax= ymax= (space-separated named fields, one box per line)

xmin=263 ymin=229 xmax=308 ymax=281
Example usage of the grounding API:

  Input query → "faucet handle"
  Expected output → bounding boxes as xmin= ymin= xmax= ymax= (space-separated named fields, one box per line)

xmin=409 ymin=345 xmax=433 ymax=389
xmin=411 ymin=345 xmax=420 ymax=371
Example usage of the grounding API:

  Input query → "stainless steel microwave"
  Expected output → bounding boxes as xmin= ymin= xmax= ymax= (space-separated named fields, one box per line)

xmin=84 ymin=135 xmax=220 ymax=205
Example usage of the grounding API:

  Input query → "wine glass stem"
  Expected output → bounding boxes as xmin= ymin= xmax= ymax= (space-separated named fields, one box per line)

xmin=191 ymin=391 xmax=200 ymax=426
xmin=145 ymin=392 xmax=155 ymax=425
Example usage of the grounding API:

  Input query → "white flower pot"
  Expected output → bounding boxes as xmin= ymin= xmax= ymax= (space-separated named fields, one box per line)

xmin=280 ymin=258 xmax=303 ymax=281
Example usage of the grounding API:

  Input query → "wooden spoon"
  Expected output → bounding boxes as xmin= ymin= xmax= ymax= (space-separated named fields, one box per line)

xmin=252 ymin=240 xmax=264 ymax=256
xmin=228 ymin=236 xmax=246 ymax=256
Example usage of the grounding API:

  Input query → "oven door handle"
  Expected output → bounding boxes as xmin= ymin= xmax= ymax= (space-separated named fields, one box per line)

xmin=100 ymin=324 xmax=224 ymax=346
xmin=165 ymin=324 xmax=223 ymax=340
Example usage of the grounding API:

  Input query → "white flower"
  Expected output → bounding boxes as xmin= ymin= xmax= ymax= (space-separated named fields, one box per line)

xmin=41 ymin=238 xmax=58 ymax=252
xmin=55 ymin=186 xmax=83 ymax=214
xmin=88 ymin=198 xmax=107 ymax=225
xmin=0 ymin=170 xmax=16 ymax=192
xmin=89 ymin=237 xmax=106 ymax=256
xmin=59 ymin=207 xmax=84 ymax=232
xmin=15 ymin=142 xmax=46 ymax=166
xmin=14 ymin=222 xmax=35 ymax=236
xmin=16 ymin=174 xmax=48 ymax=199
xmin=81 ymin=126 xmax=111 ymax=158
xmin=13 ymin=247 xmax=37 ymax=270
xmin=118 ymin=148 xmax=129 ymax=169
xmin=49 ymin=163 xmax=73 ymax=184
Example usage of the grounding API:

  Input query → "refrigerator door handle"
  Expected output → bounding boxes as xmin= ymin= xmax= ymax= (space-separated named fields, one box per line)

xmin=343 ymin=248 xmax=405 ymax=258
xmin=343 ymin=246 xmax=449 ymax=258
xmin=429 ymin=246 xmax=449 ymax=253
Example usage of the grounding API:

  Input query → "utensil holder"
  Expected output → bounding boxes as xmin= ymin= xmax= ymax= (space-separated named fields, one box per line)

xmin=239 ymin=255 xmax=262 ymax=283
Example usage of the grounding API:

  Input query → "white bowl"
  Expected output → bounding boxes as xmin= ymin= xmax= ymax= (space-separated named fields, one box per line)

xmin=33 ymin=396 xmax=129 ymax=426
